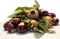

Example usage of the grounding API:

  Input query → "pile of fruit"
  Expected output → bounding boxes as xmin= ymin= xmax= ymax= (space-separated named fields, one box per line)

xmin=3 ymin=0 xmax=59 ymax=34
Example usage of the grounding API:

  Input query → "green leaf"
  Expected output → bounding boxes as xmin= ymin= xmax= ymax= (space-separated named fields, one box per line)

xmin=21 ymin=18 xmax=31 ymax=23
xmin=38 ymin=16 xmax=55 ymax=33
xmin=38 ymin=16 xmax=48 ymax=32
xmin=33 ymin=27 xmax=45 ymax=34
xmin=8 ymin=10 xmax=27 ymax=19
xmin=33 ymin=0 xmax=40 ymax=10
xmin=47 ymin=30 xmax=55 ymax=33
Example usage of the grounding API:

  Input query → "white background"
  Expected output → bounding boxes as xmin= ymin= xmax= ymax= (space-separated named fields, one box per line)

xmin=0 ymin=0 xmax=60 ymax=39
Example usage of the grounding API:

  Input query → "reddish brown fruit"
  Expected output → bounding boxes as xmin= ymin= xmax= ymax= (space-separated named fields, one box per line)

xmin=12 ymin=18 xmax=21 ymax=25
xmin=7 ymin=22 xmax=16 ymax=33
xmin=11 ymin=18 xmax=21 ymax=28
xmin=52 ymin=18 xmax=59 ymax=25
xmin=3 ymin=21 xmax=9 ymax=31
xmin=17 ymin=22 xmax=27 ymax=33
xmin=48 ymin=13 xmax=56 ymax=18
xmin=38 ymin=9 xmax=48 ymax=16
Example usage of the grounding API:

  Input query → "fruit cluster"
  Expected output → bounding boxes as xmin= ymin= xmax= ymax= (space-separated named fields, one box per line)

xmin=3 ymin=9 xmax=59 ymax=33
xmin=3 ymin=0 xmax=59 ymax=33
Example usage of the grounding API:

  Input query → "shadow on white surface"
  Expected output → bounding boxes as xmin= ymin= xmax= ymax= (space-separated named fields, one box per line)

xmin=15 ymin=31 xmax=31 ymax=35
xmin=34 ymin=33 xmax=44 ymax=39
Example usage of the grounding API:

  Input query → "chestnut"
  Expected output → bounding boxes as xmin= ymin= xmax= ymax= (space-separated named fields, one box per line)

xmin=3 ymin=21 xmax=9 ymax=31
xmin=17 ymin=22 xmax=27 ymax=33
xmin=52 ymin=18 xmax=59 ymax=25
xmin=11 ymin=18 xmax=21 ymax=28
xmin=12 ymin=18 xmax=21 ymax=25
xmin=7 ymin=22 xmax=16 ymax=33
xmin=48 ymin=13 xmax=56 ymax=18
xmin=38 ymin=9 xmax=48 ymax=16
